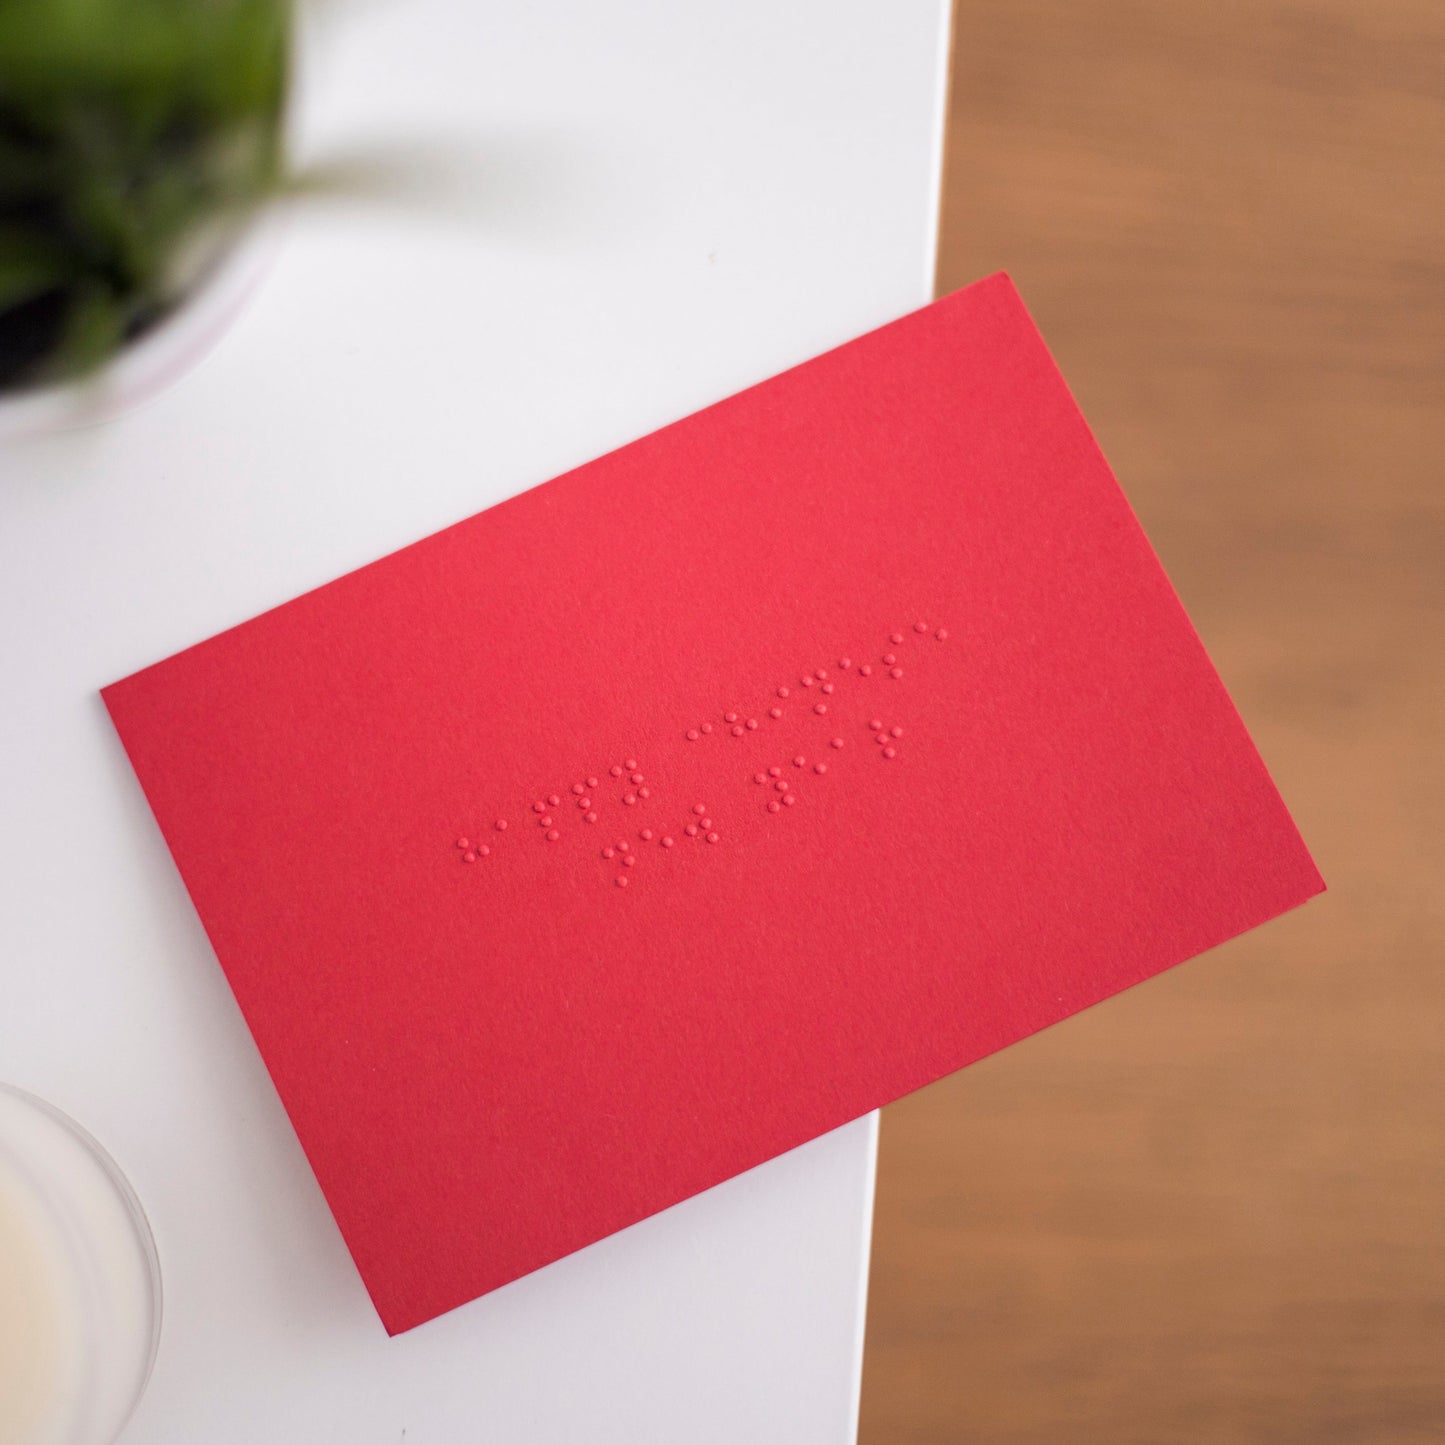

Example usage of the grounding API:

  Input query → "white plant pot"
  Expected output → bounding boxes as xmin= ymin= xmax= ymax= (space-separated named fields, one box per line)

xmin=0 ymin=218 xmax=280 ymax=442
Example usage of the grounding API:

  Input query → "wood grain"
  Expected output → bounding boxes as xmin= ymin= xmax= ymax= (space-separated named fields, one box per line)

xmin=859 ymin=2 xmax=1445 ymax=1440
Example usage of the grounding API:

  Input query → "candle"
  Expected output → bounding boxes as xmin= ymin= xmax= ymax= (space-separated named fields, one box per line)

xmin=0 ymin=1086 xmax=159 ymax=1445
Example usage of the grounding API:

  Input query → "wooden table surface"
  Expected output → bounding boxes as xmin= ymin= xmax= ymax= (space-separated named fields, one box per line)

xmin=859 ymin=2 xmax=1444 ymax=1440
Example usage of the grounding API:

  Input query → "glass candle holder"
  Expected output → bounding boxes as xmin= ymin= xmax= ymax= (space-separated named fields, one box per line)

xmin=0 ymin=1084 xmax=161 ymax=1445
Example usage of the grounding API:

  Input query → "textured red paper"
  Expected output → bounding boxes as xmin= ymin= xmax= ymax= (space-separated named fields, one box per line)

xmin=103 ymin=274 xmax=1322 ymax=1334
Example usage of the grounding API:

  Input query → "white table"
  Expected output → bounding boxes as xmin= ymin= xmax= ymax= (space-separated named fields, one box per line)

xmin=0 ymin=4 xmax=950 ymax=1438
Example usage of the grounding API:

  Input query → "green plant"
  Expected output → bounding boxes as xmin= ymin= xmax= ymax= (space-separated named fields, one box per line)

xmin=0 ymin=0 xmax=289 ymax=391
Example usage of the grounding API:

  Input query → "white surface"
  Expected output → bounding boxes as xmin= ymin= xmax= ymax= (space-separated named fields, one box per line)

xmin=0 ymin=2 xmax=950 ymax=1440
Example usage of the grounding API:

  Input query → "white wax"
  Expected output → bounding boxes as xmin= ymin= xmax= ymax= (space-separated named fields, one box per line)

xmin=0 ymin=1089 xmax=159 ymax=1445
xmin=0 ymin=1158 xmax=78 ymax=1445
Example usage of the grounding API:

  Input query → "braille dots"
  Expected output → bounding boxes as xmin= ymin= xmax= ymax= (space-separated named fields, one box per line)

xmin=883 ymin=746 xmax=897 ymax=759
xmin=456 ymin=837 xmax=470 ymax=850
xmin=890 ymin=725 xmax=903 ymax=738
xmin=883 ymin=653 xmax=896 ymax=666
xmin=746 ymin=718 xmax=758 ymax=730
xmin=814 ymin=762 xmax=827 ymax=774
xmin=815 ymin=668 xmax=829 ymax=681
xmin=768 ymin=765 xmax=782 ymax=777
xmin=793 ymin=755 xmax=806 ymax=767
xmin=577 ymin=796 xmax=591 ymax=809
xmin=616 ymin=875 xmax=628 ymax=888
xmin=631 ymin=772 xmax=644 ymax=785
xmin=838 ymin=657 xmax=852 ymax=670
xmin=700 ymin=723 xmax=713 ymax=734
xmin=731 ymin=725 xmax=744 ymax=737
xmin=603 ymin=847 xmax=615 ymax=859
xmin=813 ymin=702 xmax=827 ymax=715
xmin=610 ymin=765 xmax=623 ymax=777
xmin=546 ymin=829 xmax=560 ymax=841
xmin=830 ymin=737 xmax=844 ymax=749
xmin=616 ymin=839 xmax=629 ymax=852
xmin=913 ymin=621 xmax=927 ymax=633
xmin=693 ymin=803 xmax=707 ymax=815
xmin=495 ymin=819 xmax=508 ymax=831
xmin=769 ymin=707 xmax=782 ymax=719
xmin=725 ymin=711 xmax=738 ymax=724
xmin=625 ymin=758 xmax=638 ymax=770
xmin=638 ymin=786 xmax=650 ymax=799
xmin=585 ymin=812 xmax=598 ymax=824
xmin=640 ymin=828 xmax=654 ymax=842
xmin=767 ymin=800 xmax=781 ymax=813
xmin=889 ymin=666 xmax=903 ymax=679
xmin=587 ymin=776 xmax=599 ymax=789
xmin=890 ymin=632 xmax=904 ymax=644
xmin=548 ymin=794 xmax=561 ymax=807
xmin=624 ymin=793 xmax=638 ymax=806
xmin=821 ymin=682 xmax=834 ymax=695
xmin=462 ymin=850 xmax=477 ymax=863
xmin=935 ymin=628 xmax=948 ymax=641
xmin=687 ymin=729 xmax=699 ymax=741
xmin=539 ymin=815 xmax=553 ymax=828
xmin=532 ymin=801 xmax=547 ymax=814
xmin=777 ymin=686 xmax=790 ymax=699
xmin=754 ymin=772 xmax=767 ymax=784
xmin=869 ymin=719 xmax=882 ymax=731
xmin=801 ymin=675 xmax=815 ymax=687
xmin=571 ymin=783 xmax=585 ymax=795
xmin=859 ymin=664 xmax=873 ymax=677
xmin=622 ymin=854 xmax=636 ymax=867
xmin=774 ymin=779 xmax=789 ymax=792
xmin=661 ymin=835 xmax=674 ymax=848
xmin=685 ymin=823 xmax=699 ymax=836
xmin=706 ymin=832 xmax=719 ymax=844
xmin=783 ymin=794 xmax=796 ymax=806
xmin=701 ymin=818 xmax=713 ymax=830
xmin=478 ymin=845 xmax=490 ymax=857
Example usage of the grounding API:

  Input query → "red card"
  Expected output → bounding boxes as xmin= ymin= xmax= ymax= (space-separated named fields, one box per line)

xmin=102 ymin=274 xmax=1322 ymax=1334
